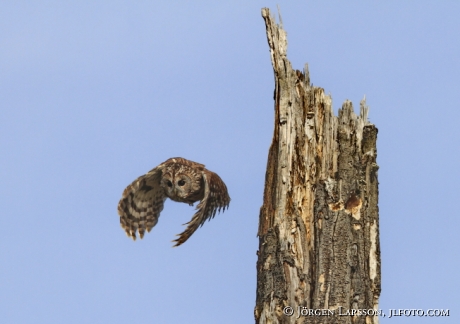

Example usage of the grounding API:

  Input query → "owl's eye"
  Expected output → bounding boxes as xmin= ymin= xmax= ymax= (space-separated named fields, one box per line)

xmin=166 ymin=180 xmax=173 ymax=187
xmin=178 ymin=180 xmax=186 ymax=186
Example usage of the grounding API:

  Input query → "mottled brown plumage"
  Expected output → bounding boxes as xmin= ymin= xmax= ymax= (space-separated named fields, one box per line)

xmin=118 ymin=157 xmax=230 ymax=246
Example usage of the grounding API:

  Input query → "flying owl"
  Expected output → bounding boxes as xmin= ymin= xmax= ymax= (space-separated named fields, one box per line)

xmin=117 ymin=157 xmax=230 ymax=246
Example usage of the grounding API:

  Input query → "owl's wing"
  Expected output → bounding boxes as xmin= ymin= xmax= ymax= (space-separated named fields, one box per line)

xmin=118 ymin=165 xmax=166 ymax=240
xmin=173 ymin=170 xmax=230 ymax=246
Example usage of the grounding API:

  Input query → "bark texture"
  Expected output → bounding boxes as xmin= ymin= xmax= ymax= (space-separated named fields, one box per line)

xmin=255 ymin=8 xmax=380 ymax=324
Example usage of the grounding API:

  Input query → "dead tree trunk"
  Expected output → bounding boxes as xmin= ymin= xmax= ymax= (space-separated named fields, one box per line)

xmin=255 ymin=8 xmax=381 ymax=324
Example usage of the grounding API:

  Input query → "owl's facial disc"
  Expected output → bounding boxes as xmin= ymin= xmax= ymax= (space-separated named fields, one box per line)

xmin=173 ymin=174 xmax=192 ymax=198
xmin=160 ymin=168 xmax=201 ymax=204
xmin=161 ymin=174 xmax=175 ymax=197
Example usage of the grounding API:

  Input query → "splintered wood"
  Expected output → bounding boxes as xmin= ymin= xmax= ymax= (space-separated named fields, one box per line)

xmin=255 ymin=8 xmax=380 ymax=324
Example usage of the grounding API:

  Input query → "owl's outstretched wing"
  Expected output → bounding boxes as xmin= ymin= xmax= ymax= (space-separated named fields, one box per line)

xmin=118 ymin=165 xmax=166 ymax=240
xmin=173 ymin=170 xmax=230 ymax=247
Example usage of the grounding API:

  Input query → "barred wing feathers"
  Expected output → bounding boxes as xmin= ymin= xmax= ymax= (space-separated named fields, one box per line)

xmin=118 ymin=165 xmax=166 ymax=240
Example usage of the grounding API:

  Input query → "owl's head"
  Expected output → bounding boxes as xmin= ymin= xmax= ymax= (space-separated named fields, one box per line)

xmin=161 ymin=167 xmax=203 ymax=203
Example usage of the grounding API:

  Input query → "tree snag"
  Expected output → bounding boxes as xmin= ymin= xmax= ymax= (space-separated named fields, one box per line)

xmin=255 ymin=8 xmax=380 ymax=324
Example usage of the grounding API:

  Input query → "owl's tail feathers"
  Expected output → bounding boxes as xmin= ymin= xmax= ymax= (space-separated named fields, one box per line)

xmin=171 ymin=197 xmax=208 ymax=247
xmin=172 ymin=219 xmax=200 ymax=247
xmin=172 ymin=198 xmax=229 ymax=247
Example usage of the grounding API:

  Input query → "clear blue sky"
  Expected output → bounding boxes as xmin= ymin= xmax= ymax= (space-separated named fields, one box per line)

xmin=1 ymin=1 xmax=458 ymax=323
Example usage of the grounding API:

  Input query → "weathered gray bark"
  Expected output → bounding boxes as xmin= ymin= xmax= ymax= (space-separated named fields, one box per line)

xmin=255 ymin=8 xmax=380 ymax=324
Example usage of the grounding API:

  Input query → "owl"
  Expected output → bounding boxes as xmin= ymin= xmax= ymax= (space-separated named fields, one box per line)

xmin=118 ymin=157 xmax=230 ymax=246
